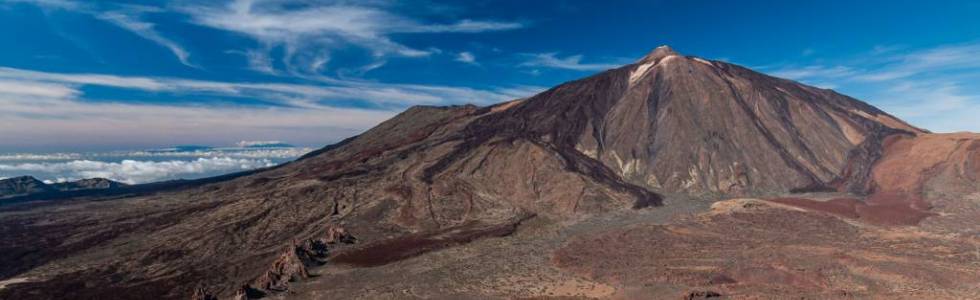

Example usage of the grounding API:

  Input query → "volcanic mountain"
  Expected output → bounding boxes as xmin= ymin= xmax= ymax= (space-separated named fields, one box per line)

xmin=1 ymin=46 xmax=977 ymax=299
xmin=0 ymin=176 xmax=54 ymax=198
xmin=0 ymin=176 xmax=127 ymax=201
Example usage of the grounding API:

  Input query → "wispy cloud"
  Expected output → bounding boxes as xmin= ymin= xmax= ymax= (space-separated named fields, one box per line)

xmin=0 ymin=153 xmax=81 ymax=161
xmin=14 ymin=0 xmax=197 ymax=68
xmin=764 ymin=42 xmax=980 ymax=132
xmin=867 ymin=80 xmax=980 ymax=133
xmin=0 ymin=66 xmax=545 ymax=150
xmin=455 ymin=51 xmax=477 ymax=65
xmin=5 ymin=0 xmax=80 ymax=10
xmin=854 ymin=43 xmax=980 ymax=82
xmin=769 ymin=43 xmax=980 ymax=83
xmin=769 ymin=65 xmax=855 ymax=81
xmin=519 ymin=53 xmax=621 ymax=71
xmin=179 ymin=0 xmax=524 ymax=74
xmin=227 ymin=49 xmax=277 ymax=75
xmin=0 ymin=79 xmax=79 ymax=98
xmin=0 ymin=66 xmax=539 ymax=108
xmin=0 ymin=83 xmax=395 ymax=150
xmin=95 ymin=5 xmax=197 ymax=68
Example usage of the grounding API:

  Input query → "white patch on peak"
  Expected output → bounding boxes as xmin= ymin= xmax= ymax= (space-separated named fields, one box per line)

xmin=630 ymin=55 xmax=681 ymax=85
xmin=629 ymin=61 xmax=656 ymax=85
xmin=655 ymin=55 xmax=682 ymax=70
xmin=693 ymin=57 xmax=713 ymax=66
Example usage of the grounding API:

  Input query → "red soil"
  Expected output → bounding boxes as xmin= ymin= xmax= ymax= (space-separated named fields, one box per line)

xmin=766 ymin=197 xmax=934 ymax=226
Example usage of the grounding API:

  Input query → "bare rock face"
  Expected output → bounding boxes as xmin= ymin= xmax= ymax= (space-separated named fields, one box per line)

xmin=867 ymin=133 xmax=979 ymax=203
xmin=867 ymin=133 xmax=980 ymax=232
xmin=769 ymin=133 xmax=980 ymax=227
xmin=0 ymin=46 xmax=954 ymax=299
xmin=251 ymin=247 xmax=309 ymax=292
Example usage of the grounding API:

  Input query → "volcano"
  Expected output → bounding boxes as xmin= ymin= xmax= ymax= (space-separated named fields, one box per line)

xmin=1 ymin=46 xmax=978 ymax=299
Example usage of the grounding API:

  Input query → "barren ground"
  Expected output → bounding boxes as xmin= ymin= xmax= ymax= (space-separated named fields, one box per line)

xmin=279 ymin=191 xmax=980 ymax=299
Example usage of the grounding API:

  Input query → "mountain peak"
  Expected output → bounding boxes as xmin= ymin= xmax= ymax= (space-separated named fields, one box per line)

xmin=638 ymin=45 xmax=679 ymax=62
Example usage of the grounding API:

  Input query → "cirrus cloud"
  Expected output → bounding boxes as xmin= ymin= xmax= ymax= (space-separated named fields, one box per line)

xmin=762 ymin=42 xmax=980 ymax=133
xmin=519 ymin=52 xmax=623 ymax=71
xmin=9 ymin=0 xmax=197 ymax=68
xmin=0 ymin=67 xmax=545 ymax=151
xmin=179 ymin=0 xmax=524 ymax=74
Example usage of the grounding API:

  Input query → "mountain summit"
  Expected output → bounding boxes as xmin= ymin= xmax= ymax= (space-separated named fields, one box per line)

xmin=1 ymin=47 xmax=976 ymax=300
xmin=636 ymin=45 xmax=679 ymax=62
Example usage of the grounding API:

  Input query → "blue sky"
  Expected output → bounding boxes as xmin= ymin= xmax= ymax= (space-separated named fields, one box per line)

xmin=1 ymin=0 xmax=979 ymax=152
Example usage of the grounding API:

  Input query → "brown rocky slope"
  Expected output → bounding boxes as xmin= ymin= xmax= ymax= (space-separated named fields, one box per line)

xmin=1 ymin=46 xmax=975 ymax=299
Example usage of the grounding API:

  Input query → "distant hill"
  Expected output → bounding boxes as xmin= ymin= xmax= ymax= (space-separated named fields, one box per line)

xmin=49 ymin=178 xmax=128 ymax=192
xmin=236 ymin=141 xmax=295 ymax=148
xmin=0 ymin=176 xmax=127 ymax=200
xmin=0 ymin=176 xmax=54 ymax=198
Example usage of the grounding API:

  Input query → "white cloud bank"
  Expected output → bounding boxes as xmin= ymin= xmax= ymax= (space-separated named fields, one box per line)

xmin=123 ymin=148 xmax=313 ymax=159
xmin=0 ymin=157 xmax=276 ymax=184
xmin=0 ymin=147 xmax=313 ymax=183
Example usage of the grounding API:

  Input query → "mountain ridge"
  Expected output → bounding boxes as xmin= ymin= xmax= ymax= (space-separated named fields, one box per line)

xmin=0 ymin=176 xmax=128 ymax=200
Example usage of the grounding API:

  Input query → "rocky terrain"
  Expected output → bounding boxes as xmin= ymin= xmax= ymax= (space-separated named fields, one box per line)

xmin=1 ymin=46 xmax=978 ymax=299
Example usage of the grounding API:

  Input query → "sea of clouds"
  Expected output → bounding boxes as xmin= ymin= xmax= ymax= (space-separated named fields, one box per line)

xmin=0 ymin=143 xmax=313 ymax=184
